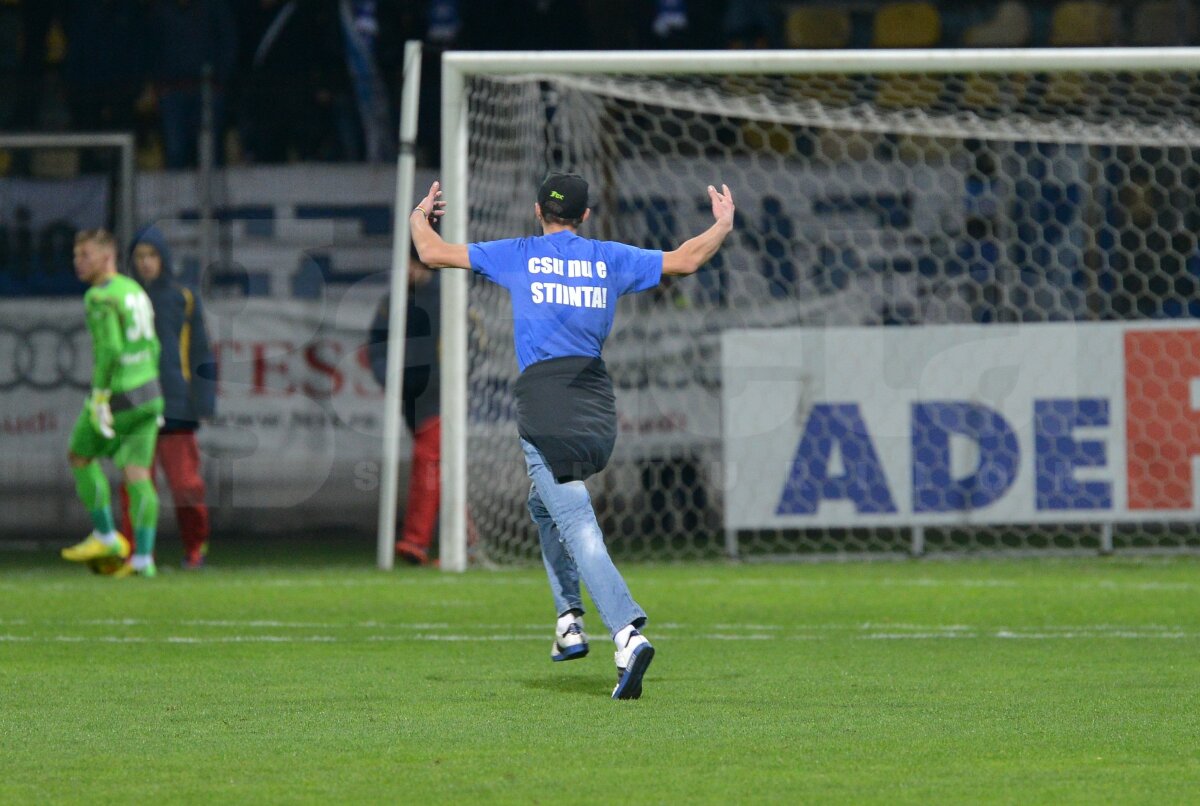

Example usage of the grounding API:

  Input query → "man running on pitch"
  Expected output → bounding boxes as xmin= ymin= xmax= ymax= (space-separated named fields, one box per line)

xmin=410 ymin=173 xmax=735 ymax=699
xmin=61 ymin=229 xmax=164 ymax=578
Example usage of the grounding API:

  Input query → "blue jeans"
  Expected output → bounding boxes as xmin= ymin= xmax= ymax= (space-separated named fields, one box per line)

xmin=522 ymin=439 xmax=645 ymax=637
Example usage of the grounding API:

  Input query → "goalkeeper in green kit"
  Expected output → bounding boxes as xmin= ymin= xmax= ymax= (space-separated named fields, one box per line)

xmin=61 ymin=229 xmax=164 ymax=578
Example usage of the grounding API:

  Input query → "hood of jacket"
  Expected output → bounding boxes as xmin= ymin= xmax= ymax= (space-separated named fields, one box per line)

xmin=130 ymin=224 xmax=175 ymax=288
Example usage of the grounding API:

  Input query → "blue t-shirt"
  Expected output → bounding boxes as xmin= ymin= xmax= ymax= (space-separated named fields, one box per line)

xmin=469 ymin=230 xmax=663 ymax=372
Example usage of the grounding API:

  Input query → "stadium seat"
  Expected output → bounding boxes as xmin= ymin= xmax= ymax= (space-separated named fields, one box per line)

xmin=959 ymin=75 xmax=1003 ymax=111
xmin=31 ymin=147 xmax=79 ymax=179
xmin=875 ymin=74 xmax=944 ymax=109
xmin=786 ymin=74 xmax=858 ymax=109
xmin=137 ymin=134 xmax=165 ymax=171
xmin=1048 ymin=1 xmax=1115 ymax=47
xmin=872 ymin=2 xmax=942 ymax=49
xmin=740 ymin=121 xmax=795 ymax=155
xmin=784 ymin=7 xmax=852 ymax=49
xmin=958 ymin=72 xmax=1035 ymax=115
xmin=1133 ymin=0 xmax=1197 ymax=45
xmin=46 ymin=20 xmax=66 ymax=64
xmin=962 ymin=1 xmax=1033 ymax=47
xmin=1041 ymin=72 xmax=1091 ymax=111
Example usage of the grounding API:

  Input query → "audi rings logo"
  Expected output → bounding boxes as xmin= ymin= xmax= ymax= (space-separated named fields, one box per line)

xmin=0 ymin=323 xmax=93 ymax=391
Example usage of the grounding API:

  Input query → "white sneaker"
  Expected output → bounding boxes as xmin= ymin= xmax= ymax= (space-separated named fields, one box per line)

xmin=612 ymin=630 xmax=654 ymax=700
xmin=550 ymin=613 xmax=589 ymax=662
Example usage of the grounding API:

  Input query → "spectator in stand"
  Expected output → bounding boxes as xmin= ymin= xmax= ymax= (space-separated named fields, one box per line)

xmin=62 ymin=1 xmax=147 ymax=138
xmin=236 ymin=0 xmax=356 ymax=162
xmin=722 ymin=0 xmax=776 ymax=48
xmin=119 ymin=225 xmax=217 ymax=569
xmin=12 ymin=1 xmax=58 ymax=133
xmin=0 ymin=1 xmax=22 ymax=134
xmin=424 ymin=0 xmax=458 ymax=44
xmin=146 ymin=0 xmax=237 ymax=169
xmin=459 ymin=0 xmax=592 ymax=50
xmin=367 ymin=244 xmax=443 ymax=565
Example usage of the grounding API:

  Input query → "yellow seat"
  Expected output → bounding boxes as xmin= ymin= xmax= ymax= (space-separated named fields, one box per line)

xmin=1040 ymin=71 xmax=1113 ymax=120
xmin=960 ymin=75 xmax=1002 ymax=111
xmin=958 ymin=73 xmax=1031 ymax=113
xmin=875 ymin=74 xmax=943 ymax=110
xmin=137 ymin=134 xmax=166 ymax=172
xmin=962 ymin=1 xmax=1033 ymax=47
xmin=739 ymin=121 xmax=796 ymax=156
xmin=1041 ymin=72 xmax=1091 ymax=110
xmin=785 ymin=74 xmax=859 ymax=109
xmin=45 ymin=20 xmax=66 ymax=64
xmin=872 ymin=2 xmax=942 ymax=49
xmin=784 ymin=7 xmax=852 ymax=49
xmin=1049 ymin=1 xmax=1115 ymax=47
xmin=31 ymin=148 xmax=80 ymax=179
xmin=816 ymin=129 xmax=877 ymax=163
xmin=1132 ymin=0 xmax=1197 ymax=45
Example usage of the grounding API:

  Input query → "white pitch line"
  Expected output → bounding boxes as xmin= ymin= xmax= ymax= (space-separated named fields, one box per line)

xmin=368 ymin=634 xmax=545 ymax=642
xmin=718 ymin=577 xmax=1200 ymax=592
xmin=863 ymin=633 xmax=976 ymax=640
xmin=0 ymin=628 xmax=1196 ymax=644
xmin=181 ymin=619 xmax=343 ymax=628
xmin=1 ymin=619 xmax=1194 ymax=632
xmin=994 ymin=630 xmax=1188 ymax=640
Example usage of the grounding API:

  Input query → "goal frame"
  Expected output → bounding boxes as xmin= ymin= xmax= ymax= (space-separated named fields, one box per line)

xmin=0 ymin=132 xmax=136 ymax=257
xmin=438 ymin=47 xmax=1200 ymax=572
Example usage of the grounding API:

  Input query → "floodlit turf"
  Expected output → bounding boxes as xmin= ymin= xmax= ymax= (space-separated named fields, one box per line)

xmin=2 ymin=550 xmax=1199 ymax=803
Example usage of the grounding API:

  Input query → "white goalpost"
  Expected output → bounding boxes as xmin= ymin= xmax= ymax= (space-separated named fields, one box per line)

xmin=377 ymin=41 xmax=422 ymax=569
xmin=438 ymin=47 xmax=1200 ymax=569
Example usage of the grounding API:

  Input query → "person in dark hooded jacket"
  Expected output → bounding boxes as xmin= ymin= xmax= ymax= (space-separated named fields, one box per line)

xmin=119 ymin=225 xmax=217 ymax=568
xmin=367 ymin=245 xmax=442 ymax=565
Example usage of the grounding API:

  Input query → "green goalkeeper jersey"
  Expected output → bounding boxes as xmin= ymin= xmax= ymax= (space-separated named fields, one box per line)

xmin=84 ymin=273 xmax=161 ymax=394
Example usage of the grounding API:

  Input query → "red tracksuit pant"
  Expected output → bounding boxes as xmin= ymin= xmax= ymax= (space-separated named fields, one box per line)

xmin=120 ymin=429 xmax=210 ymax=556
xmin=402 ymin=415 xmax=441 ymax=550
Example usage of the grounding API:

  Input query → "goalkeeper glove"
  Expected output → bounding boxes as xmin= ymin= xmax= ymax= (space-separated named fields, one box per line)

xmin=88 ymin=389 xmax=115 ymax=439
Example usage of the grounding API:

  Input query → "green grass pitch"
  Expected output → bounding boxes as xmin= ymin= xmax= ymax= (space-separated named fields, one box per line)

xmin=2 ymin=550 xmax=1199 ymax=803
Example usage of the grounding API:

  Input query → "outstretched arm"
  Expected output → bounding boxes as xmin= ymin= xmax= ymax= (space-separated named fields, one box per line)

xmin=662 ymin=184 xmax=735 ymax=276
xmin=409 ymin=180 xmax=472 ymax=270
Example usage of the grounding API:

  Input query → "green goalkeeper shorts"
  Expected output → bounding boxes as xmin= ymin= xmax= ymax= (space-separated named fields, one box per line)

xmin=68 ymin=397 xmax=165 ymax=469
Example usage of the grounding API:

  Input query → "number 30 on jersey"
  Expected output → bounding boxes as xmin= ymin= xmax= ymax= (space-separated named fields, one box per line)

xmin=124 ymin=292 xmax=155 ymax=341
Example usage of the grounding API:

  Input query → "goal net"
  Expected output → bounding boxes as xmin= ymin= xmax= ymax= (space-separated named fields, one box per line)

xmin=442 ymin=50 xmax=1200 ymax=565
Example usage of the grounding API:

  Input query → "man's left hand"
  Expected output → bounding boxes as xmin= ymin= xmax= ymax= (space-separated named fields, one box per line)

xmin=414 ymin=180 xmax=448 ymax=224
xmin=88 ymin=389 xmax=115 ymax=439
xmin=708 ymin=184 xmax=735 ymax=228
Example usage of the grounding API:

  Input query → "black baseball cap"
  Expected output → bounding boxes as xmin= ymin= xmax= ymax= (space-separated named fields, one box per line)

xmin=537 ymin=172 xmax=589 ymax=219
